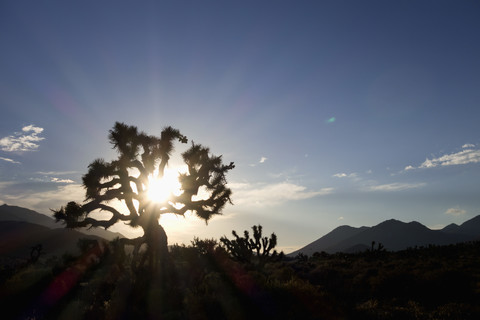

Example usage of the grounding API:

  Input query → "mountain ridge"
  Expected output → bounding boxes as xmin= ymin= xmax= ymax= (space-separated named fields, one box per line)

xmin=0 ymin=203 xmax=124 ymax=241
xmin=0 ymin=220 xmax=104 ymax=261
xmin=289 ymin=215 xmax=480 ymax=256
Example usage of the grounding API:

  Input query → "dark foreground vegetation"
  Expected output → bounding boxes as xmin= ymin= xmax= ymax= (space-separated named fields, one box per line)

xmin=1 ymin=230 xmax=480 ymax=320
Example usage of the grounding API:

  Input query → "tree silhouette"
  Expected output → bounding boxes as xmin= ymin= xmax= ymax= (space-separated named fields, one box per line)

xmin=220 ymin=224 xmax=280 ymax=266
xmin=53 ymin=122 xmax=234 ymax=271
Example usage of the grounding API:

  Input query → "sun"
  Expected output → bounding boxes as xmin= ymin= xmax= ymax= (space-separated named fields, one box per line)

xmin=147 ymin=168 xmax=182 ymax=204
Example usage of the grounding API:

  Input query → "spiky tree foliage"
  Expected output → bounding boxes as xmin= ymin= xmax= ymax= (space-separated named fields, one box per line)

xmin=220 ymin=225 xmax=279 ymax=265
xmin=53 ymin=122 xmax=234 ymax=270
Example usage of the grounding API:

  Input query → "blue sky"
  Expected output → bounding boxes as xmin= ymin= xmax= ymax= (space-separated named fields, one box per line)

xmin=1 ymin=1 xmax=480 ymax=252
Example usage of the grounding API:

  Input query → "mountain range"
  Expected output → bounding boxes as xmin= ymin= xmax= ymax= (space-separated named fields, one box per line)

xmin=289 ymin=215 xmax=480 ymax=256
xmin=0 ymin=204 xmax=125 ymax=261
xmin=3 ymin=204 xmax=480 ymax=260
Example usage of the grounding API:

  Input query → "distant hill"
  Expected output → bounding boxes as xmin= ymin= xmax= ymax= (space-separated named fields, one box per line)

xmin=0 ymin=204 xmax=124 ymax=241
xmin=0 ymin=220 xmax=104 ymax=261
xmin=441 ymin=223 xmax=460 ymax=233
xmin=454 ymin=215 xmax=480 ymax=239
xmin=289 ymin=225 xmax=368 ymax=256
xmin=289 ymin=215 xmax=480 ymax=256
xmin=0 ymin=204 xmax=58 ymax=228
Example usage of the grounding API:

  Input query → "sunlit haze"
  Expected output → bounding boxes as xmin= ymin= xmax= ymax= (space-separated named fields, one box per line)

xmin=146 ymin=168 xmax=183 ymax=204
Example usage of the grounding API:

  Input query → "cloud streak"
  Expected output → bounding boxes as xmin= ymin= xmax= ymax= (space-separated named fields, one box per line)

xmin=405 ymin=145 xmax=480 ymax=170
xmin=333 ymin=172 xmax=357 ymax=178
xmin=36 ymin=171 xmax=78 ymax=175
xmin=419 ymin=149 xmax=480 ymax=168
xmin=29 ymin=176 xmax=76 ymax=184
xmin=231 ymin=181 xmax=333 ymax=207
xmin=51 ymin=178 xmax=75 ymax=183
xmin=0 ymin=157 xmax=20 ymax=164
xmin=0 ymin=125 xmax=45 ymax=152
xmin=366 ymin=182 xmax=426 ymax=192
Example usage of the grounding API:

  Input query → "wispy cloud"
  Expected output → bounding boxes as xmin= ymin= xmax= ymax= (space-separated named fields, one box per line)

xmin=29 ymin=176 xmax=75 ymax=184
xmin=32 ymin=171 xmax=77 ymax=184
xmin=405 ymin=145 xmax=480 ymax=171
xmin=366 ymin=182 xmax=426 ymax=192
xmin=420 ymin=149 xmax=480 ymax=168
xmin=36 ymin=171 xmax=78 ymax=175
xmin=51 ymin=178 xmax=75 ymax=183
xmin=333 ymin=173 xmax=347 ymax=178
xmin=0 ymin=125 xmax=45 ymax=152
xmin=0 ymin=157 xmax=20 ymax=164
xmin=445 ymin=207 xmax=466 ymax=216
xmin=231 ymin=181 xmax=333 ymax=207
xmin=333 ymin=172 xmax=357 ymax=179
xmin=268 ymin=166 xmax=300 ymax=179
xmin=249 ymin=156 xmax=268 ymax=167
xmin=0 ymin=183 xmax=84 ymax=214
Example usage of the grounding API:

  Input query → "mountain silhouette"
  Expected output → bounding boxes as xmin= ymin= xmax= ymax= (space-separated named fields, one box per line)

xmin=289 ymin=216 xmax=480 ymax=256
xmin=0 ymin=204 xmax=124 ymax=241
xmin=288 ymin=225 xmax=368 ymax=256
xmin=0 ymin=220 xmax=104 ymax=260
xmin=441 ymin=223 xmax=460 ymax=233
xmin=0 ymin=204 xmax=58 ymax=228
xmin=454 ymin=215 xmax=480 ymax=239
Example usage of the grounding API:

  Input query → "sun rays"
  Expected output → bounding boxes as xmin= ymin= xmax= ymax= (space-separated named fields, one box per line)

xmin=146 ymin=168 xmax=183 ymax=204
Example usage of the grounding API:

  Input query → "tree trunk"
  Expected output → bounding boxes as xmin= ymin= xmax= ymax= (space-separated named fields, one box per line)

xmin=142 ymin=221 xmax=168 ymax=272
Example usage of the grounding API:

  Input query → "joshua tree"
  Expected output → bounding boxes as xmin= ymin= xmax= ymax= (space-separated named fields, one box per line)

xmin=28 ymin=244 xmax=44 ymax=264
xmin=220 ymin=225 xmax=280 ymax=266
xmin=370 ymin=241 xmax=385 ymax=252
xmin=53 ymin=122 xmax=234 ymax=271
